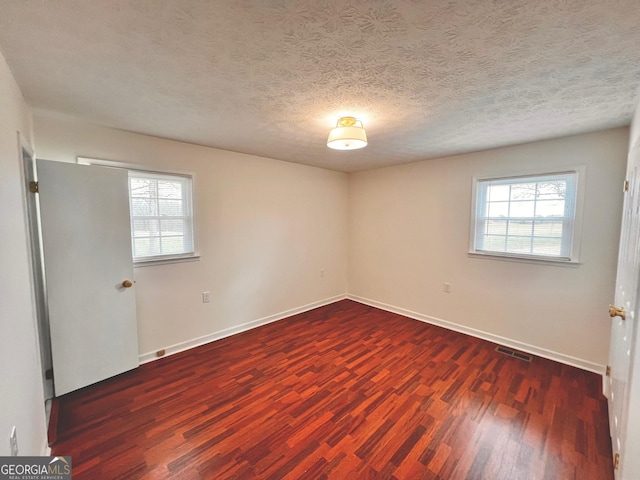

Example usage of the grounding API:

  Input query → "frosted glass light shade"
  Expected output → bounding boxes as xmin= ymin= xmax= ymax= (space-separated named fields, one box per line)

xmin=327 ymin=117 xmax=368 ymax=150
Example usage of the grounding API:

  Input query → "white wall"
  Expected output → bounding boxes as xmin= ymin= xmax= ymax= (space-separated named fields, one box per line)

xmin=0 ymin=52 xmax=48 ymax=454
xmin=33 ymin=112 xmax=349 ymax=359
xmin=349 ymin=128 xmax=628 ymax=371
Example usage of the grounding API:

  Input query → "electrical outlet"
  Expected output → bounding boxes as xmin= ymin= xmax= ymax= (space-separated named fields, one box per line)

xmin=443 ymin=282 xmax=451 ymax=293
xmin=202 ymin=291 xmax=211 ymax=303
xmin=10 ymin=426 xmax=18 ymax=456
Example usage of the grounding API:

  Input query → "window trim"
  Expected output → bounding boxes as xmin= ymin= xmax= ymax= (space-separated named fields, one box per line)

xmin=77 ymin=157 xmax=199 ymax=266
xmin=468 ymin=166 xmax=587 ymax=265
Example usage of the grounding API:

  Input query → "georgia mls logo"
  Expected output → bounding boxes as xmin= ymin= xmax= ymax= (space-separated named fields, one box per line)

xmin=0 ymin=456 xmax=72 ymax=479
xmin=48 ymin=457 xmax=71 ymax=474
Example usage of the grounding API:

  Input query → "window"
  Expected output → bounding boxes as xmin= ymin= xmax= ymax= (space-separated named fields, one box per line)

xmin=128 ymin=171 xmax=195 ymax=262
xmin=470 ymin=170 xmax=582 ymax=262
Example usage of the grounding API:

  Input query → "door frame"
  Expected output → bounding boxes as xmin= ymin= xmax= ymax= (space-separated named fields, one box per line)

xmin=17 ymin=132 xmax=54 ymax=400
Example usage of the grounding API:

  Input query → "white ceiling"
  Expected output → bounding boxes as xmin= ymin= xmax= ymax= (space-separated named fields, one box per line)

xmin=1 ymin=1 xmax=639 ymax=172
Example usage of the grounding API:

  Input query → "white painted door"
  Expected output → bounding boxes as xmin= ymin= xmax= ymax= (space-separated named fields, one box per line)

xmin=608 ymin=140 xmax=640 ymax=479
xmin=37 ymin=160 xmax=139 ymax=396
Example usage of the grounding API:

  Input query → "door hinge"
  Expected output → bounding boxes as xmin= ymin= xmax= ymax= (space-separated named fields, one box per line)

xmin=614 ymin=452 xmax=620 ymax=470
xmin=29 ymin=181 xmax=39 ymax=193
xmin=606 ymin=365 xmax=611 ymax=376
xmin=623 ymin=179 xmax=630 ymax=192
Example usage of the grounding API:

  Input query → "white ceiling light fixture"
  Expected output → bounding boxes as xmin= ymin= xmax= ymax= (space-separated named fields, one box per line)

xmin=327 ymin=116 xmax=368 ymax=150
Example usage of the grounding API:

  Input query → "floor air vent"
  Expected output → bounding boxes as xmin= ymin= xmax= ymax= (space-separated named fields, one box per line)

xmin=495 ymin=346 xmax=532 ymax=362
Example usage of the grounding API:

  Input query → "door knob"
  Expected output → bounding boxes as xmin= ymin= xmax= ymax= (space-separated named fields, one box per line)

xmin=609 ymin=305 xmax=626 ymax=320
xmin=122 ymin=279 xmax=133 ymax=288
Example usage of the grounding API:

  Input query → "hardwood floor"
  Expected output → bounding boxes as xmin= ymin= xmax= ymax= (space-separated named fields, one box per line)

xmin=52 ymin=300 xmax=613 ymax=479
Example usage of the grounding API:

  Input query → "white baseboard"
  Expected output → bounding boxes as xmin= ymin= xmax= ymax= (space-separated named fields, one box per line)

xmin=347 ymin=294 xmax=605 ymax=375
xmin=139 ymin=292 xmax=605 ymax=379
xmin=138 ymin=294 xmax=347 ymax=364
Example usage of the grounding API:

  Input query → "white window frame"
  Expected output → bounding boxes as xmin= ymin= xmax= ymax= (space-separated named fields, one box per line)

xmin=77 ymin=157 xmax=199 ymax=266
xmin=469 ymin=166 xmax=586 ymax=265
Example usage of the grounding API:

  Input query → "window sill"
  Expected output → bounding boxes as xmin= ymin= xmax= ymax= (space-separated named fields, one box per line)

xmin=133 ymin=254 xmax=200 ymax=268
xmin=468 ymin=251 xmax=581 ymax=267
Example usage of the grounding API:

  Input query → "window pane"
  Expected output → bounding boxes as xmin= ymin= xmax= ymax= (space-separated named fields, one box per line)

xmin=535 ymin=199 xmax=565 ymax=217
xmin=159 ymin=199 xmax=183 ymax=216
xmin=131 ymin=198 xmax=157 ymax=216
xmin=534 ymin=221 xmax=563 ymax=237
xmin=486 ymin=220 xmax=507 ymax=235
xmin=508 ymin=220 xmax=533 ymax=236
xmin=510 ymin=201 xmax=535 ymax=217
xmin=487 ymin=184 xmax=510 ymax=201
xmin=161 ymin=236 xmax=184 ymax=255
xmin=132 ymin=219 xmax=159 ymax=237
xmin=532 ymin=237 xmax=562 ymax=256
xmin=482 ymin=235 xmax=506 ymax=251
xmin=158 ymin=181 xmax=183 ymax=199
xmin=506 ymin=236 xmax=532 ymax=253
xmin=536 ymin=181 xmax=566 ymax=200
xmin=160 ymin=219 xmax=184 ymax=235
xmin=133 ymin=237 xmax=160 ymax=257
xmin=130 ymin=178 xmax=157 ymax=198
xmin=510 ymin=183 xmax=536 ymax=200
xmin=487 ymin=201 xmax=509 ymax=218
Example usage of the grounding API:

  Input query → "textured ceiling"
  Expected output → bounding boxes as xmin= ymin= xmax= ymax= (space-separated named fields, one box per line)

xmin=1 ymin=1 xmax=639 ymax=172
